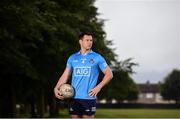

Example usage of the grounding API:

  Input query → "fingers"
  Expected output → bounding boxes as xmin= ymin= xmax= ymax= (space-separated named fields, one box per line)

xmin=57 ymin=92 xmax=65 ymax=100
xmin=54 ymin=89 xmax=64 ymax=100
xmin=88 ymin=90 xmax=97 ymax=97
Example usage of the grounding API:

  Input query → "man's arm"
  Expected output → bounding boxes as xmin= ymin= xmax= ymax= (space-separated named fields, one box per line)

xmin=54 ymin=68 xmax=71 ymax=100
xmin=89 ymin=66 xmax=113 ymax=97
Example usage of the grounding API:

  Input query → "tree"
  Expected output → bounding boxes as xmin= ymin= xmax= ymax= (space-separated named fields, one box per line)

xmin=0 ymin=0 xmax=117 ymax=117
xmin=98 ymin=58 xmax=139 ymax=101
xmin=0 ymin=0 xmax=138 ymax=117
xmin=161 ymin=69 xmax=180 ymax=103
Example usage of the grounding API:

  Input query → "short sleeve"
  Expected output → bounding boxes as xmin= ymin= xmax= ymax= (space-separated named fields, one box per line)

xmin=66 ymin=56 xmax=73 ymax=70
xmin=98 ymin=55 xmax=108 ymax=71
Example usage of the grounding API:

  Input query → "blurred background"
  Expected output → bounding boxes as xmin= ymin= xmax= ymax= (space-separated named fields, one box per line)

xmin=0 ymin=0 xmax=179 ymax=118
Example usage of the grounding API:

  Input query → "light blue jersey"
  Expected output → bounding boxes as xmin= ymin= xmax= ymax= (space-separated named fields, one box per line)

xmin=66 ymin=50 xmax=108 ymax=99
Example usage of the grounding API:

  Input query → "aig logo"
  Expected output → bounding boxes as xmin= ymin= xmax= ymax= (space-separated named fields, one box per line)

xmin=74 ymin=67 xmax=91 ymax=76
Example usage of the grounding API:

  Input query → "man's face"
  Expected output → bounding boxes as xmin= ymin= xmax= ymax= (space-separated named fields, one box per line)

xmin=80 ymin=35 xmax=93 ymax=50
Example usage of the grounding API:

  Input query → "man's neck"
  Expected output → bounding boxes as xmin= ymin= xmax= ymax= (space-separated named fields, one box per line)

xmin=80 ymin=49 xmax=91 ymax=55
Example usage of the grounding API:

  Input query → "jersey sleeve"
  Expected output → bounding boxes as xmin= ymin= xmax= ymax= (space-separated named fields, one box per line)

xmin=98 ymin=55 xmax=108 ymax=71
xmin=66 ymin=56 xmax=73 ymax=70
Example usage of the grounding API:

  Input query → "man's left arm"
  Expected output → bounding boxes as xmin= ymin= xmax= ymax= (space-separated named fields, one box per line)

xmin=89 ymin=66 xmax=113 ymax=97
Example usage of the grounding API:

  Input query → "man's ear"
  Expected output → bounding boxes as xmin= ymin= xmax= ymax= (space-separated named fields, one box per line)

xmin=79 ymin=39 xmax=82 ymax=45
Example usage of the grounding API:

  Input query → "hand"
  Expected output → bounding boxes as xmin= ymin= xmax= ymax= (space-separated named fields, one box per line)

xmin=88 ymin=86 xmax=101 ymax=97
xmin=54 ymin=87 xmax=64 ymax=100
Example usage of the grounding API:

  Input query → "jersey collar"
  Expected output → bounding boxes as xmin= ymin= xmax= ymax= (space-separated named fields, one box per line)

xmin=77 ymin=49 xmax=93 ymax=55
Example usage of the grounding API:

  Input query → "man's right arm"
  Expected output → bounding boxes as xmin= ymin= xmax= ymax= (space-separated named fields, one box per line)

xmin=54 ymin=68 xmax=71 ymax=100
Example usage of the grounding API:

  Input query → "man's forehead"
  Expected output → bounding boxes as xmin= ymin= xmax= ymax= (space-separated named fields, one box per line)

xmin=83 ymin=35 xmax=93 ymax=39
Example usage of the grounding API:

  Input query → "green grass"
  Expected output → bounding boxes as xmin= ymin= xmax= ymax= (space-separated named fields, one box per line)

xmin=59 ymin=108 xmax=180 ymax=118
xmin=96 ymin=108 xmax=180 ymax=118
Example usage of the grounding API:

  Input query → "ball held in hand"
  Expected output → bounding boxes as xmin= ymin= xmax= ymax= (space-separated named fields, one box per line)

xmin=59 ymin=84 xmax=74 ymax=98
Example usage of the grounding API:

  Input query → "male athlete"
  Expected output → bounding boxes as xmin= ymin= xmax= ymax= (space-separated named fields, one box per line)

xmin=54 ymin=32 xmax=113 ymax=118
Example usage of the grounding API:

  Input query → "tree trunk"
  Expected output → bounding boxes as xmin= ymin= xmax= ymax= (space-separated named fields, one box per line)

xmin=48 ymin=92 xmax=59 ymax=117
xmin=37 ymin=88 xmax=45 ymax=117
xmin=0 ymin=82 xmax=16 ymax=117
xmin=30 ymin=99 xmax=37 ymax=118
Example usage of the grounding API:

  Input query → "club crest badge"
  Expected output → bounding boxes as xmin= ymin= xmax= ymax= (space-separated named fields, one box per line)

xmin=90 ymin=59 xmax=94 ymax=64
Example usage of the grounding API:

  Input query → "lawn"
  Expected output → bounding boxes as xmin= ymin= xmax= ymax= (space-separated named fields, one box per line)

xmin=59 ymin=108 xmax=180 ymax=118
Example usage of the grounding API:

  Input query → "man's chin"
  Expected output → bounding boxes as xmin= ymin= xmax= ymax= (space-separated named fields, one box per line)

xmin=86 ymin=47 xmax=91 ymax=50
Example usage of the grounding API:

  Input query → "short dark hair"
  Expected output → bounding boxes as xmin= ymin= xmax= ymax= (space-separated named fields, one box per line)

xmin=79 ymin=32 xmax=93 ymax=39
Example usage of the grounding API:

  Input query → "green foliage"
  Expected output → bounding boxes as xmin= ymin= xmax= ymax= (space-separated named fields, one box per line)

xmin=98 ymin=58 xmax=138 ymax=101
xmin=161 ymin=69 xmax=180 ymax=103
xmin=0 ymin=0 xmax=138 ymax=117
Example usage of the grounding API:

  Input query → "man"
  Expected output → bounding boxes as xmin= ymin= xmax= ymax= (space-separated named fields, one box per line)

xmin=54 ymin=32 xmax=113 ymax=118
